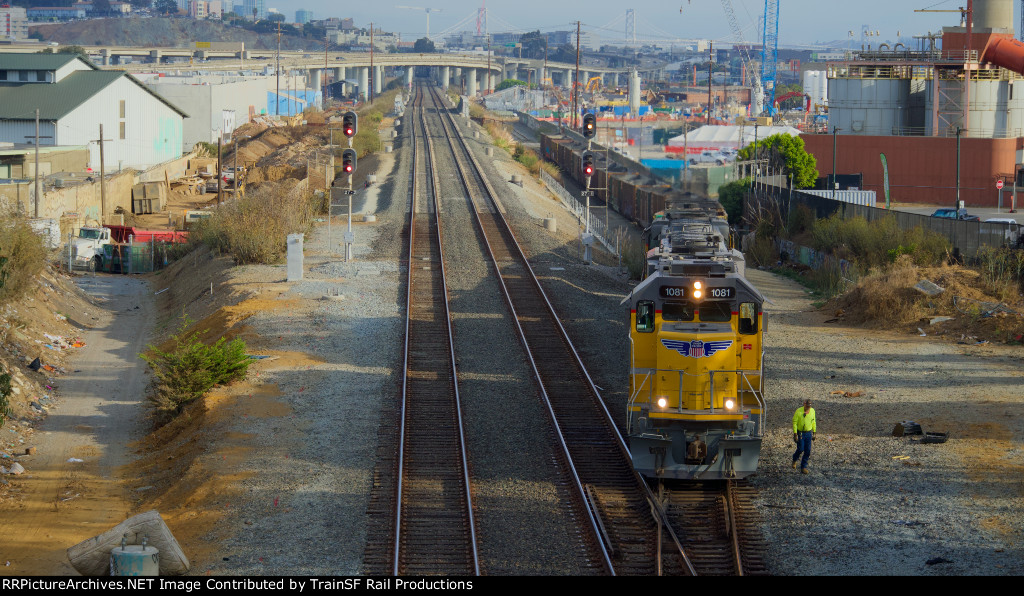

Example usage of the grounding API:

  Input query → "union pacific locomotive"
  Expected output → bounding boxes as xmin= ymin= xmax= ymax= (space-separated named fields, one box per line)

xmin=624 ymin=203 xmax=765 ymax=480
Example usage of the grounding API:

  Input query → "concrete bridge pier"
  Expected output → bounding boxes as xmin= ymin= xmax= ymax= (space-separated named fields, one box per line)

xmin=467 ymin=68 xmax=478 ymax=97
xmin=373 ymin=65 xmax=382 ymax=95
xmin=441 ymin=66 xmax=450 ymax=89
xmin=99 ymin=48 xmax=111 ymax=66
xmin=309 ymin=68 xmax=322 ymax=107
xmin=564 ymin=69 xmax=573 ymax=89
xmin=406 ymin=67 xmax=414 ymax=89
xmin=149 ymin=49 xmax=162 ymax=64
xmin=538 ymin=66 xmax=546 ymax=86
xmin=359 ymin=66 xmax=369 ymax=101
xmin=334 ymin=67 xmax=345 ymax=96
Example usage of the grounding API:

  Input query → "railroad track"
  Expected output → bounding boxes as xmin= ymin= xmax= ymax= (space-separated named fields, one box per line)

xmin=660 ymin=480 xmax=768 ymax=576
xmin=423 ymin=84 xmax=695 ymax=576
xmin=364 ymin=87 xmax=479 ymax=576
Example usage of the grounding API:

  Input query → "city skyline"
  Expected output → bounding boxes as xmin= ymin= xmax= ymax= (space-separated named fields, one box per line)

xmin=281 ymin=0 xmax=970 ymax=47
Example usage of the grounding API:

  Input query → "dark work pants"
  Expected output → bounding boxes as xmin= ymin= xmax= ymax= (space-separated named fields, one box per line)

xmin=792 ymin=430 xmax=813 ymax=470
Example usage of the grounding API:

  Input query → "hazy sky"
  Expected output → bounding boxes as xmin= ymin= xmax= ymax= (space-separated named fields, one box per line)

xmin=278 ymin=0 xmax=969 ymax=47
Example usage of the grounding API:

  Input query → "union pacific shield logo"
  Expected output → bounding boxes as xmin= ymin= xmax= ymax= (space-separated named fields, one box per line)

xmin=661 ymin=339 xmax=733 ymax=358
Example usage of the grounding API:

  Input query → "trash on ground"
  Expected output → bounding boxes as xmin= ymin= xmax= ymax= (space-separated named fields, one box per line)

xmin=892 ymin=455 xmax=911 ymax=460
xmin=893 ymin=421 xmax=923 ymax=437
xmin=917 ymin=328 xmax=927 ymax=336
xmin=929 ymin=316 xmax=955 ymax=325
xmin=914 ymin=280 xmax=945 ymax=296
xmin=830 ymin=390 xmax=862 ymax=397
xmin=916 ymin=432 xmax=949 ymax=444
xmin=66 ymin=458 xmax=84 ymax=463
xmin=926 ymin=557 xmax=952 ymax=566
xmin=27 ymin=358 xmax=41 ymax=371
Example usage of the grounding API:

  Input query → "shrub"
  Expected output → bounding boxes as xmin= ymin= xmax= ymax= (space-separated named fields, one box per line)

xmin=140 ymin=317 xmax=250 ymax=425
xmin=0 ymin=370 xmax=12 ymax=429
xmin=810 ymin=213 xmax=950 ymax=270
xmin=0 ymin=215 xmax=46 ymax=305
xmin=718 ymin=178 xmax=749 ymax=225
xmin=190 ymin=184 xmax=319 ymax=264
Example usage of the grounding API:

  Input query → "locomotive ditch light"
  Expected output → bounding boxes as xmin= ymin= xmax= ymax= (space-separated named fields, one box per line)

xmin=657 ymin=398 xmax=667 ymax=409
xmin=725 ymin=399 xmax=736 ymax=410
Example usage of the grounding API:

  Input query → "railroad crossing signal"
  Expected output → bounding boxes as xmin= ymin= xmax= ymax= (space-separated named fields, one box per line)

xmin=342 ymin=111 xmax=358 ymax=138
xmin=342 ymin=148 xmax=357 ymax=174
xmin=582 ymin=151 xmax=595 ymax=178
xmin=582 ymin=113 xmax=596 ymax=139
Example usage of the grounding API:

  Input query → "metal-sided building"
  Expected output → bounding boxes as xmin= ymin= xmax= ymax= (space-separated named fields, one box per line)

xmin=0 ymin=54 xmax=186 ymax=172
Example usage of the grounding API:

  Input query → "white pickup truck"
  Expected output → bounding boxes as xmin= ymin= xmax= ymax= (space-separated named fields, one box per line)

xmin=71 ymin=227 xmax=111 ymax=272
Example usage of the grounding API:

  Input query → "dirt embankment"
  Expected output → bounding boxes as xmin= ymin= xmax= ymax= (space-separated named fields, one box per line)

xmin=31 ymin=17 xmax=319 ymax=51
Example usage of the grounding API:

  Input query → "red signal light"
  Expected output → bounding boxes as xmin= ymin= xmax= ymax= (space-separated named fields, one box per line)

xmin=345 ymin=127 xmax=353 ymax=136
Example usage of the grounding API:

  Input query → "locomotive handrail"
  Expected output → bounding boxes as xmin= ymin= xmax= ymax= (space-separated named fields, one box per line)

xmin=709 ymin=369 xmax=765 ymax=437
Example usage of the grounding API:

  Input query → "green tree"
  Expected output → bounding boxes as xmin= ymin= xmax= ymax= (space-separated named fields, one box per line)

xmin=92 ymin=0 xmax=111 ymax=14
xmin=552 ymin=43 xmax=576 ymax=63
xmin=738 ymin=133 xmax=818 ymax=189
xmin=0 ymin=370 xmax=11 ymax=429
xmin=718 ymin=178 xmax=751 ymax=225
xmin=495 ymin=78 xmax=526 ymax=91
xmin=414 ymin=37 xmax=435 ymax=53
xmin=154 ymin=0 xmax=177 ymax=15
xmin=267 ymin=12 xmax=285 ymax=22
xmin=519 ymin=30 xmax=546 ymax=59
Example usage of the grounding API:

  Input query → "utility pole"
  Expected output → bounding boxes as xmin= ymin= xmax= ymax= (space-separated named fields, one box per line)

xmin=276 ymin=23 xmax=281 ymax=116
xmin=832 ymin=126 xmax=840 ymax=200
xmin=707 ymin=41 xmax=713 ymax=125
xmin=486 ymin=34 xmax=491 ymax=94
xmin=374 ymin=22 xmax=378 ymax=102
xmin=573 ymin=21 xmax=581 ymax=129
xmin=34 ymin=110 xmax=41 ymax=217
xmin=94 ymin=124 xmax=111 ymax=223
xmin=217 ymin=136 xmax=223 ymax=205
xmin=956 ymin=126 xmax=962 ymax=210
xmin=324 ymin=31 xmax=329 ymax=102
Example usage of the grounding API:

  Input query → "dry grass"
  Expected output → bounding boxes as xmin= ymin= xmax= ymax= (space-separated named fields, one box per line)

xmin=829 ymin=255 xmax=1024 ymax=341
xmin=189 ymin=182 xmax=321 ymax=265
xmin=0 ymin=214 xmax=46 ymax=305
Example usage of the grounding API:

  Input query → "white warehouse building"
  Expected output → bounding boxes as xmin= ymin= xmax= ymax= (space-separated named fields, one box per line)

xmin=0 ymin=54 xmax=186 ymax=172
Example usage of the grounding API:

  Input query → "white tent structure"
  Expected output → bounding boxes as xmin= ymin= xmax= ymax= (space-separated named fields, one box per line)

xmin=667 ymin=125 xmax=802 ymax=153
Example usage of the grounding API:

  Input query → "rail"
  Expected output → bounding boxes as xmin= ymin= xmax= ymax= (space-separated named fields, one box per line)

xmin=429 ymin=84 xmax=696 ymax=577
xmin=392 ymin=87 xmax=479 ymax=576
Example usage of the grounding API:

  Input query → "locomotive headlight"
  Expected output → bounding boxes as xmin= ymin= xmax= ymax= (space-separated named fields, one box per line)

xmin=657 ymin=398 xmax=667 ymax=409
xmin=725 ymin=399 xmax=736 ymax=410
xmin=693 ymin=290 xmax=703 ymax=300
xmin=693 ymin=281 xmax=703 ymax=290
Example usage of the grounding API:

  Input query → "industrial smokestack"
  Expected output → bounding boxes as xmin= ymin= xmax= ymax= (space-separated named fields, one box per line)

xmin=973 ymin=0 xmax=1014 ymax=33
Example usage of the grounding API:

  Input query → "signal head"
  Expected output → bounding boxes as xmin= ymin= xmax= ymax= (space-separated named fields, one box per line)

xmin=582 ymin=113 xmax=596 ymax=139
xmin=341 ymin=148 xmax=357 ymax=175
xmin=581 ymin=151 xmax=595 ymax=178
xmin=342 ymin=111 xmax=358 ymax=139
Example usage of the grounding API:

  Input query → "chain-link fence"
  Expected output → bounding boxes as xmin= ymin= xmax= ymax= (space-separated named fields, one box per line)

xmin=540 ymin=169 xmax=616 ymax=255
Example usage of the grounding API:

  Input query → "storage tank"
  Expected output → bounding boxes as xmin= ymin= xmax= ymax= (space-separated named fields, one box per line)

xmin=802 ymin=70 xmax=827 ymax=111
xmin=974 ymin=0 xmax=1014 ymax=31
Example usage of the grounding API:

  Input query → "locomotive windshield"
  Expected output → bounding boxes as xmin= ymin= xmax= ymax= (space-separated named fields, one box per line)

xmin=698 ymin=302 xmax=732 ymax=322
xmin=662 ymin=302 xmax=695 ymax=322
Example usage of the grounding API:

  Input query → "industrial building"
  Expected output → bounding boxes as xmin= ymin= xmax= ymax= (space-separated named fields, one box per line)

xmin=803 ymin=0 xmax=1024 ymax=207
xmin=0 ymin=54 xmax=186 ymax=171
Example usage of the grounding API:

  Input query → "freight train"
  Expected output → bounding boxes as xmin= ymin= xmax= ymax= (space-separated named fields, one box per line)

xmin=540 ymin=129 xmax=765 ymax=479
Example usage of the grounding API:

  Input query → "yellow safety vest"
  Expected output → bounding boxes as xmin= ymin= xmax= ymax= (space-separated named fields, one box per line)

xmin=793 ymin=407 xmax=816 ymax=433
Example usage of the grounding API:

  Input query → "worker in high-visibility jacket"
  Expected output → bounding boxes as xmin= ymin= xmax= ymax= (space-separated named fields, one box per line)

xmin=792 ymin=399 xmax=816 ymax=474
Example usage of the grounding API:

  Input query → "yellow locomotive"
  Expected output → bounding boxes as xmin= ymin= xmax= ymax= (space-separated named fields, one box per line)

xmin=623 ymin=208 xmax=765 ymax=479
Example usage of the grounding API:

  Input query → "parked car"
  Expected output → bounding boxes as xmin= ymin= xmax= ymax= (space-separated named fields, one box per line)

xmin=931 ymin=208 xmax=980 ymax=221
xmin=984 ymin=218 xmax=1023 ymax=246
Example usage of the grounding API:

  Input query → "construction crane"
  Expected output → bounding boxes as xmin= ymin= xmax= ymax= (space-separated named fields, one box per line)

xmin=720 ymin=0 xmax=766 ymax=116
xmin=760 ymin=0 xmax=780 ymax=116
xmin=396 ymin=6 xmax=443 ymax=39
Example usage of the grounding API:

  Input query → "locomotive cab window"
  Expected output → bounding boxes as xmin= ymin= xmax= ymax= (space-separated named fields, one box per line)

xmin=698 ymin=301 xmax=731 ymax=322
xmin=739 ymin=302 xmax=758 ymax=334
xmin=662 ymin=301 xmax=695 ymax=322
xmin=636 ymin=301 xmax=655 ymax=333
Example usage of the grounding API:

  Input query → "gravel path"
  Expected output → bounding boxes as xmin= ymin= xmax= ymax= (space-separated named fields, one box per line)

xmin=749 ymin=268 xmax=1024 ymax=576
